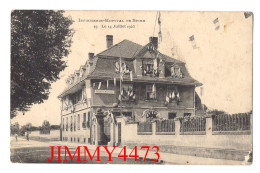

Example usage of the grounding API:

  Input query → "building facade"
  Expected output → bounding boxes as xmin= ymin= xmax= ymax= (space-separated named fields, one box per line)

xmin=58 ymin=35 xmax=202 ymax=145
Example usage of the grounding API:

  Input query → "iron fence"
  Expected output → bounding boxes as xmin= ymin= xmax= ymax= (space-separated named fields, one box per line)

xmin=212 ymin=113 xmax=251 ymax=132
xmin=156 ymin=119 xmax=175 ymax=135
xmin=180 ymin=117 xmax=206 ymax=135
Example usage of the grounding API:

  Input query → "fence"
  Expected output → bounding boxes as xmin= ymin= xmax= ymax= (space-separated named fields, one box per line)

xmin=137 ymin=122 xmax=152 ymax=135
xmin=135 ymin=113 xmax=251 ymax=136
xmin=156 ymin=119 xmax=175 ymax=135
xmin=180 ymin=117 xmax=206 ymax=135
xmin=212 ymin=113 xmax=251 ymax=135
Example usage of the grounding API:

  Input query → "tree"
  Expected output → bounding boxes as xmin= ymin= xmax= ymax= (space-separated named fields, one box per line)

xmin=19 ymin=123 xmax=33 ymax=135
xmin=10 ymin=122 xmax=20 ymax=135
xmin=42 ymin=120 xmax=50 ymax=128
xmin=11 ymin=10 xmax=74 ymax=118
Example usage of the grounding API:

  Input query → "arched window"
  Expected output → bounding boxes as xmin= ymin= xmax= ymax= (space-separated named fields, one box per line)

xmin=142 ymin=109 xmax=160 ymax=119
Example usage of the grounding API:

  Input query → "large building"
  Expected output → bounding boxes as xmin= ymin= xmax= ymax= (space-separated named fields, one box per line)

xmin=58 ymin=35 xmax=202 ymax=145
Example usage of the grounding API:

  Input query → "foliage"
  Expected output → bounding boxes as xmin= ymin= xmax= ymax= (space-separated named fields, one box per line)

xmin=11 ymin=10 xmax=74 ymax=118
xmin=207 ymin=109 xmax=226 ymax=115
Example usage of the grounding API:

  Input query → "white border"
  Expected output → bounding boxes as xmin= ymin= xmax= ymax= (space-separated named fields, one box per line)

xmin=1 ymin=0 xmax=259 ymax=173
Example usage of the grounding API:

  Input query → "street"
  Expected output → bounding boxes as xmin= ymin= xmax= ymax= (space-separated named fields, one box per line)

xmin=10 ymin=136 xmax=247 ymax=165
xmin=10 ymin=137 xmax=161 ymax=164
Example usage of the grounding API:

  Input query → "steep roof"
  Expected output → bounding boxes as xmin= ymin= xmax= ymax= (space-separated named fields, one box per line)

xmin=87 ymin=57 xmax=201 ymax=86
xmin=58 ymin=38 xmax=202 ymax=98
xmin=97 ymin=40 xmax=143 ymax=59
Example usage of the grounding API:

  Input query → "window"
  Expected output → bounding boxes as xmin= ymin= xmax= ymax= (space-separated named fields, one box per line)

xmin=82 ymin=113 xmax=87 ymax=128
xmin=170 ymin=65 xmax=183 ymax=78
xmin=166 ymin=86 xmax=181 ymax=103
xmin=122 ymin=112 xmax=132 ymax=117
xmin=168 ymin=113 xmax=177 ymax=119
xmin=143 ymin=63 xmax=154 ymax=75
xmin=184 ymin=113 xmax=191 ymax=117
xmin=83 ymin=113 xmax=87 ymax=122
xmin=70 ymin=90 xmax=82 ymax=105
xmin=77 ymin=114 xmax=80 ymax=130
xmin=121 ymin=84 xmax=135 ymax=101
xmin=74 ymin=115 xmax=76 ymax=131
xmin=70 ymin=116 xmax=73 ymax=132
xmin=146 ymin=85 xmax=156 ymax=100
xmin=145 ymin=110 xmax=158 ymax=119
xmin=66 ymin=117 xmax=68 ymax=131
xmin=87 ymin=112 xmax=91 ymax=128
xmin=115 ymin=61 xmax=130 ymax=74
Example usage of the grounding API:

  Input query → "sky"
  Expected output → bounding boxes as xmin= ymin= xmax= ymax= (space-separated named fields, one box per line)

xmin=11 ymin=11 xmax=253 ymax=126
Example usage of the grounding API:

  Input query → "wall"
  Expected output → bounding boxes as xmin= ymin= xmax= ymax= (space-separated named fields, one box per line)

xmin=29 ymin=130 xmax=60 ymax=141
xmin=115 ymin=116 xmax=252 ymax=151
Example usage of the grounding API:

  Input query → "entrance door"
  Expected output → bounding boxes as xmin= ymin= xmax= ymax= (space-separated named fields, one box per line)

xmin=118 ymin=122 xmax=121 ymax=145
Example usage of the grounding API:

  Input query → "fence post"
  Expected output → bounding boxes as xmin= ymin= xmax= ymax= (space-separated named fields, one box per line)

xmin=108 ymin=120 xmax=115 ymax=146
xmin=174 ymin=118 xmax=180 ymax=136
xmin=206 ymin=114 xmax=213 ymax=136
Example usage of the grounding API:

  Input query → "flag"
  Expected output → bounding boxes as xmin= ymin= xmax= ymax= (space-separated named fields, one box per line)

xmin=171 ymin=91 xmax=174 ymax=99
xmin=158 ymin=11 xmax=161 ymax=25
xmin=98 ymin=82 xmax=102 ymax=89
xmin=166 ymin=95 xmax=169 ymax=103
xmin=107 ymin=80 xmax=109 ymax=89
xmin=114 ymin=77 xmax=117 ymax=86
xmin=120 ymin=72 xmax=123 ymax=81
xmin=189 ymin=35 xmax=196 ymax=49
xmin=158 ymin=11 xmax=162 ymax=42
xmin=177 ymin=92 xmax=180 ymax=101
xmin=213 ymin=18 xmax=218 ymax=24
xmin=130 ymin=71 xmax=133 ymax=81
xmin=152 ymin=84 xmax=156 ymax=93
xmin=154 ymin=58 xmax=157 ymax=70
xmin=189 ymin=35 xmax=195 ymax=41
xmin=213 ymin=18 xmax=220 ymax=30
xmin=115 ymin=62 xmax=120 ymax=72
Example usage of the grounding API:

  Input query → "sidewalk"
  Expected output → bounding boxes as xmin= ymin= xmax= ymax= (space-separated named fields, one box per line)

xmin=10 ymin=137 xmax=248 ymax=165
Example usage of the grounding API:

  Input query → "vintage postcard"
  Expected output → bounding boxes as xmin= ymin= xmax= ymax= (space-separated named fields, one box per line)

xmin=10 ymin=10 xmax=253 ymax=165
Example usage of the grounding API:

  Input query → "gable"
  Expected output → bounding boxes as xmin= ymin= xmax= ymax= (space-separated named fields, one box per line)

xmin=97 ymin=39 xmax=143 ymax=59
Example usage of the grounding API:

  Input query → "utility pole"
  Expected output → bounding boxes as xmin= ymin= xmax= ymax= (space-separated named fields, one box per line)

xmin=116 ymin=44 xmax=123 ymax=116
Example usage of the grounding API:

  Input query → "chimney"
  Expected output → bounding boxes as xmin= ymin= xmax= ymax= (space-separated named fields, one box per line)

xmin=106 ymin=35 xmax=113 ymax=49
xmin=88 ymin=52 xmax=94 ymax=60
xmin=149 ymin=37 xmax=158 ymax=49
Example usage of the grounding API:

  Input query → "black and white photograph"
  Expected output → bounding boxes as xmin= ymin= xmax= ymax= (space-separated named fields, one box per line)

xmin=9 ymin=10 xmax=253 ymax=165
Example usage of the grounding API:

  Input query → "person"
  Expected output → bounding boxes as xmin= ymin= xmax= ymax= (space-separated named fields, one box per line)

xmin=15 ymin=133 xmax=18 ymax=141
xmin=26 ymin=132 xmax=29 ymax=141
